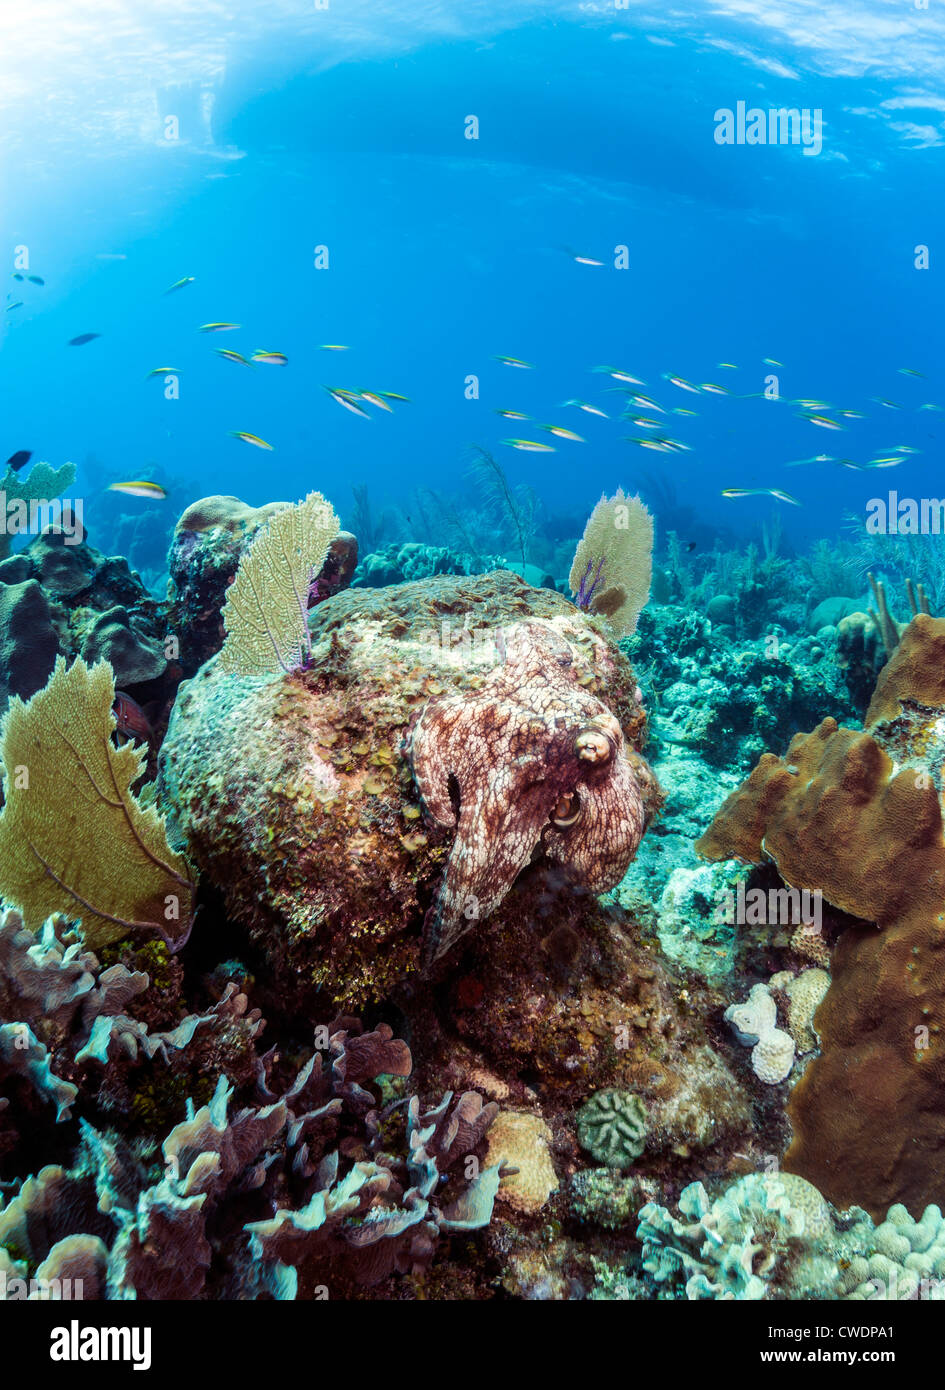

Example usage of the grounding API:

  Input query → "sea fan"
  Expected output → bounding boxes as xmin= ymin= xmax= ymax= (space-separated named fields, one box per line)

xmin=219 ymin=491 xmax=340 ymax=675
xmin=569 ymin=489 xmax=654 ymax=637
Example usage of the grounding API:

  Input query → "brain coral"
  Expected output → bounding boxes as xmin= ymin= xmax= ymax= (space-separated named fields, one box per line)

xmin=576 ymin=1089 xmax=648 ymax=1168
xmin=159 ymin=571 xmax=657 ymax=1008
xmin=485 ymin=1112 xmax=558 ymax=1215
xmin=697 ymin=614 xmax=945 ymax=1219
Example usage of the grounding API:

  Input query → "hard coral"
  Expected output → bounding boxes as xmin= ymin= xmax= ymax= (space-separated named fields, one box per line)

xmin=0 ymin=1018 xmax=506 ymax=1298
xmin=697 ymin=614 xmax=945 ymax=1218
xmin=484 ymin=1112 xmax=558 ymax=1215
xmin=638 ymin=1172 xmax=835 ymax=1300
xmin=576 ymin=1089 xmax=648 ymax=1168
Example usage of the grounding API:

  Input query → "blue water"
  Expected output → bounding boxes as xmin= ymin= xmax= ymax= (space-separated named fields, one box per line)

xmin=1 ymin=0 xmax=942 ymax=555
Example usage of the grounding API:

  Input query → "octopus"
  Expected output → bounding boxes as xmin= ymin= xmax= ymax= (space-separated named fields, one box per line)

xmin=408 ymin=622 xmax=650 ymax=966
xmin=161 ymin=570 xmax=657 ymax=1006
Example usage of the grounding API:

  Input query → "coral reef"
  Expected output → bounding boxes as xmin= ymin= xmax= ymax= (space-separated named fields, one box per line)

xmin=0 ymin=521 xmax=177 ymax=738
xmin=626 ymin=604 xmax=857 ymax=772
xmin=637 ymin=1172 xmax=841 ymax=1300
xmin=697 ymin=614 xmax=945 ymax=1219
xmin=353 ymin=541 xmax=509 ymax=589
xmin=0 ymin=1014 xmax=506 ymax=1298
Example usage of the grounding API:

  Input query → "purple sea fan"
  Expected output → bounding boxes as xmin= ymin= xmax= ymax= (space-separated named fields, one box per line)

xmin=574 ymin=555 xmax=607 ymax=610
xmin=568 ymin=489 xmax=653 ymax=637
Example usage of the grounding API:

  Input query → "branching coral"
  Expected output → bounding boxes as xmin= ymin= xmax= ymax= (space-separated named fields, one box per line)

xmin=0 ymin=905 xmax=268 ymax=1170
xmin=0 ymin=460 xmax=76 ymax=560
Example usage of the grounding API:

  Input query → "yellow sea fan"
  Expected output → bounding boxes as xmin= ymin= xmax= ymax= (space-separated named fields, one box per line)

xmin=219 ymin=490 xmax=340 ymax=675
xmin=0 ymin=656 xmax=193 ymax=949
xmin=569 ymin=489 xmax=653 ymax=638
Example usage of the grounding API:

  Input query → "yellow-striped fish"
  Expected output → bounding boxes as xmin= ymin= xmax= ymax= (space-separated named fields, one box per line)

xmin=799 ymin=413 xmax=844 ymax=430
xmin=251 ymin=350 xmax=288 ymax=365
xmin=360 ymin=392 xmax=393 ymax=412
xmin=494 ymin=355 xmax=534 ymax=369
xmin=722 ymin=487 xmax=800 ymax=505
xmin=325 ymin=387 xmax=371 ymax=418
xmin=495 ymin=409 xmax=531 ymax=420
xmin=229 ymin=431 xmax=273 ymax=450
xmin=622 ymin=436 xmax=676 ymax=453
xmin=540 ymin=425 xmax=584 ymax=441
xmin=200 ymin=323 xmax=241 ymax=332
xmin=216 ymin=348 xmax=252 ymax=366
xmin=503 ymin=438 xmax=555 ymax=452
xmin=145 ymin=367 xmax=180 ymax=379
xmin=592 ymin=366 xmax=644 ymax=384
xmin=165 ymin=276 xmax=195 ymax=293
xmin=108 ymin=480 xmax=168 ymax=499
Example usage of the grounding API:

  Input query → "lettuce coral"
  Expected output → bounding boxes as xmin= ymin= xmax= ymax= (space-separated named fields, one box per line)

xmin=0 ymin=1018 xmax=506 ymax=1298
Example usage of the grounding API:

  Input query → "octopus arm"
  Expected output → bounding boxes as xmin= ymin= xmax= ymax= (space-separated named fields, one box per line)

xmin=421 ymin=761 xmax=560 ymax=967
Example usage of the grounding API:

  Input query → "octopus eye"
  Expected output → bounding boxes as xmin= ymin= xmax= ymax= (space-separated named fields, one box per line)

xmin=575 ymin=728 xmax=614 ymax=764
xmin=551 ymin=791 xmax=582 ymax=828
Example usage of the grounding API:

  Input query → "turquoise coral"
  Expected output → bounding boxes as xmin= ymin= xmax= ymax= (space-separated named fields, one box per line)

xmin=576 ymin=1089 xmax=648 ymax=1168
